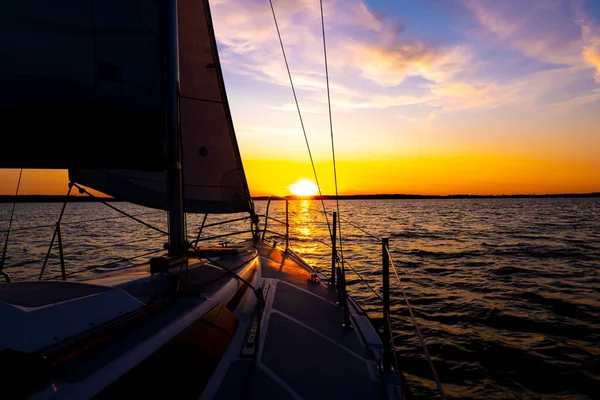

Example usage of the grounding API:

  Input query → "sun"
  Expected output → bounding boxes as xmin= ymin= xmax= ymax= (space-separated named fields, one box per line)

xmin=289 ymin=178 xmax=319 ymax=196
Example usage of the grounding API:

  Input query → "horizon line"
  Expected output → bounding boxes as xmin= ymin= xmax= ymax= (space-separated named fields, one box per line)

xmin=0 ymin=192 xmax=599 ymax=203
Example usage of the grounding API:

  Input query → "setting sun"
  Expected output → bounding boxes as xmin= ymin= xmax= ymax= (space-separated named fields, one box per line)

xmin=288 ymin=178 xmax=319 ymax=196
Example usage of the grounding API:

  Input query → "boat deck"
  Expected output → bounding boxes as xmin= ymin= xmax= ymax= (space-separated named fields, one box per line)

xmin=1 ymin=241 xmax=402 ymax=399
xmin=207 ymin=241 xmax=396 ymax=400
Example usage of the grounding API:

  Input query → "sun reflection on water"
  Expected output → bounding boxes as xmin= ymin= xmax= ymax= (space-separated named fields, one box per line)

xmin=288 ymin=200 xmax=332 ymax=264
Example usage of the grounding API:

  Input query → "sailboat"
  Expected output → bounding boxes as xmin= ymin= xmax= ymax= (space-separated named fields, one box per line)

xmin=0 ymin=1 xmax=406 ymax=399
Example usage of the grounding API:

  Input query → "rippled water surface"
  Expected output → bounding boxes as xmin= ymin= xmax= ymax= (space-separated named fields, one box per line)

xmin=1 ymin=198 xmax=599 ymax=399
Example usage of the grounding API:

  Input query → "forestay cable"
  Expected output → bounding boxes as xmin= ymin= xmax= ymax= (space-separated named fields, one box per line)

xmin=318 ymin=0 xmax=346 ymax=274
xmin=268 ymin=0 xmax=332 ymax=240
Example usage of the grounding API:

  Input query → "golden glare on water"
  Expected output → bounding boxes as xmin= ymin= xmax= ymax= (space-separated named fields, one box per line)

xmin=288 ymin=178 xmax=318 ymax=196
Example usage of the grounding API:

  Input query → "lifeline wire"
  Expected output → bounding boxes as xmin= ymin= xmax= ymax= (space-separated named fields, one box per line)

xmin=386 ymin=245 xmax=447 ymax=399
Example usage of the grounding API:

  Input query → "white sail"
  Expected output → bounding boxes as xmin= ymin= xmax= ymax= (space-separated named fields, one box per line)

xmin=70 ymin=0 xmax=252 ymax=214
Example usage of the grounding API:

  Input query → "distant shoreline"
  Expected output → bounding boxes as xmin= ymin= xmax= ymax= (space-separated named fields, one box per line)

xmin=257 ymin=193 xmax=600 ymax=200
xmin=1 ymin=193 xmax=598 ymax=203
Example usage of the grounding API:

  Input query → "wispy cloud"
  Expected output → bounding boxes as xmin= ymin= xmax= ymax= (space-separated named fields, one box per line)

xmin=553 ymin=88 xmax=600 ymax=112
xmin=462 ymin=0 xmax=583 ymax=66
xmin=573 ymin=1 xmax=600 ymax=82
xmin=460 ymin=0 xmax=600 ymax=111
xmin=211 ymin=0 xmax=471 ymax=111
xmin=337 ymin=40 xmax=471 ymax=87
xmin=211 ymin=0 xmax=600 ymax=118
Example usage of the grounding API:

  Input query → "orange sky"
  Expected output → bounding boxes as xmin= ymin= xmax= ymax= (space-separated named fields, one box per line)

xmin=1 ymin=0 xmax=599 ymax=196
xmin=1 ymin=151 xmax=598 ymax=197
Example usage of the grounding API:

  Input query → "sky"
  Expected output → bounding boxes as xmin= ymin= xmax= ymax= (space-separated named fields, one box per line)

xmin=1 ymin=0 xmax=599 ymax=196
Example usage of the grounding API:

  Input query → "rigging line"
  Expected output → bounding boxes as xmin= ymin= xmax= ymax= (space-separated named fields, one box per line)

xmin=338 ymin=215 xmax=380 ymax=242
xmin=202 ymin=250 xmax=265 ymax=334
xmin=39 ymin=185 xmax=73 ymax=280
xmin=319 ymin=0 xmax=347 ymax=300
xmin=343 ymin=259 xmax=383 ymax=303
xmin=68 ymin=234 xmax=166 ymax=256
xmin=385 ymin=311 xmax=402 ymax=382
xmin=60 ymin=248 xmax=166 ymax=279
xmin=286 ymin=226 xmax=381 ymax=301
xmin=267 ymin=0 xmax=332 ymax=240
xmin=72 ymin=183 xmax=168 ymax=236
xmin=305 ymin=205 xmax=381 ymax=243
xmin=364 ymin=263 xmax=384 ymax=280
xmin=286 ymin=237 xmax=381 ymax=303
xmin=0 ymin=211 xmax=164 ymax=234
xmin=385 ymin=246 xmax=446 ymax=399
xmin=202 ymin=253 xmax=258 ymax=293
xmin=0 ymin=169 xmax=23 ymax=273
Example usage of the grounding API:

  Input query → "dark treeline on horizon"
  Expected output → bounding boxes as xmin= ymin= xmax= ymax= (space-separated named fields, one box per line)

xmin=257 ymin=193 xmax=600 ymax=200
xmin=1 ymin=193 xmax=599 ymax=203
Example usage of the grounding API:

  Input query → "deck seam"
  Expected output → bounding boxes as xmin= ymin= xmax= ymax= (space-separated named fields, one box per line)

xmin=257 ymin=363 xmax=305 ymax=400
xmin=274 ymin=281 xmax=376 ymax=368
xmin=270 ymin=309 xmax=377 ymax=368
xmin=277 ymin=280 xmax=340 ymax=307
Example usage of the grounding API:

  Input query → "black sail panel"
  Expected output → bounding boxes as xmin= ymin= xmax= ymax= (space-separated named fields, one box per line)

xmin=69 ymin=0 xmax=252 ymax=214
xmin=0 ymin=0 xmax=166 ymax=170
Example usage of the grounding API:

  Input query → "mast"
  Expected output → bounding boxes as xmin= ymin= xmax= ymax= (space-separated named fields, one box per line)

xmin=166 ymin=0 xmax=186 ymax=256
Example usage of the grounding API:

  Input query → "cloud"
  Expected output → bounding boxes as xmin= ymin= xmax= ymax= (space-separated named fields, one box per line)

xmin=584 ymin=44 xmax=600 ymax=82
xmin=462 ymin=0 xmax=583 ymax=66
xmin=429 ymin=81 xmax=491 ymax=99
xmin=573 ymin=1 xmax=600 ymax=83
xmin=211 ymin=0 xmax=471 ymax=110
xmin=331 ymin=92 xmax=429 ymax=109
xmin=426 ymin=80 xmax=500 ymax=111
xmin=553 ymin=88 xmax=600 ymax=112
xmin=337 ymin=40 xmax=470 ymax=87
xmin=458 ymin=0 xmax=600 ymax=111
xmin=211 ymin=0 xmax=600 ymax=118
